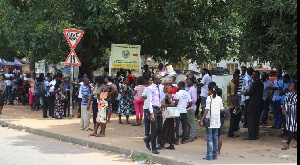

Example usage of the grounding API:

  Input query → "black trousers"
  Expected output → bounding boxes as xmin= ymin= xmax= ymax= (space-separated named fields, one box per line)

xmin=63 ymin=90 xmax=70 ymax=117
xmin=175 ymin=113 xmax=188 ymax=142
xmin=247 ymin=112 xmax=260 ymax=139
xmin=287 ymin=131 xmax=297 ymax=145
xmin=195 ymin=98 xmax=201 ymax=119
xmin=243 ymin=99 xmax=250 ymax=127
xmin=43 ymin=96 xmax=54 ymax=118
xmin=228 ymin=107 xmax=240 ymax=136
xmin=150 ymin=106 xmax=163 ymax=151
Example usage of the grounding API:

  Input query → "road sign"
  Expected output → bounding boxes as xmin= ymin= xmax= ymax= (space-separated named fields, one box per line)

xmin=64 ymin=50 xmax=81 ymax=66
xmin=63 ymin=29 xmax=84 ymax=49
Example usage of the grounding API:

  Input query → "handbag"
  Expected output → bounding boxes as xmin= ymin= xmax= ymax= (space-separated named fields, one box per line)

xmin=58 ymin=89 xmax=68 ymax=101
xmin=203 ymin=96 xmax=212 ymax=127
xmin=164 ymin=107 xmax=180 ymax=118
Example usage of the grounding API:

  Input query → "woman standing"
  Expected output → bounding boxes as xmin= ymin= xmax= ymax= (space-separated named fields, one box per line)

xmin=132 ymin=76 xmax=145 ymax=126
xmin=53 ymin=79 xmax=66 ymax=119
xmin=0 ymin=74 xmax=7 ymax=114
xmin=117 ymin=77 xmax=133 ymax=124
xmin=162 ymin=83 xmax=176 ymax=150
xmin=281 ymin=82 xmax=297 ymax=150
xmin=200 ymin=85 xmax=223 ymax=160
xmin=28 ymin=73 xmax=37 ymax=110
xmin=105 ymin=76 xmax=117 ymax=123
xmin=88 ymin=76 xmax=108 ymax=137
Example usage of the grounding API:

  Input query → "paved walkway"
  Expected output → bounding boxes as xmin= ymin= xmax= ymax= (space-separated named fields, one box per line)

xmin=0 ymin=104 xmax=297 ymax=165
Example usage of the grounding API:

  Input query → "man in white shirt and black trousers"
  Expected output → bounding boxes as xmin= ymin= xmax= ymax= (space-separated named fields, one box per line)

xmin=174 ymin=81 xmax=192 ymax=145
xmin=144 ymin=74 xmax=165 ymax=154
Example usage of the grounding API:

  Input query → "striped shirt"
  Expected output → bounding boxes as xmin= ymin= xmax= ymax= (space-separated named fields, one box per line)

xmin=81 ymin=84 xmax=91 ymax=106
xmin=237 ymin=74 xmax=245 ymax=95
xmin=134 ymin=85 xmax=145 ymax=99
xmin=241 ymin=74 xmax=252 ymax=102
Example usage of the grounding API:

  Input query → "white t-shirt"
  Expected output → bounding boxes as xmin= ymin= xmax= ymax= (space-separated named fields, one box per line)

xmin=200 ymin=73 xmax=212 ymax=97
xmin=4 ymin=73 xmax=14 ymax=86
xmin=205 ymin=95 xmax=223 ymax=128
xmin=174 ymin=90 xmax=192 ymax=113
xmin=78 ymin=82 xmax=84 ymax=98
xmin=49 ymin=79 xmax=56 ymax=92
xmin=142 ymin=87 xmax=149 ymax=109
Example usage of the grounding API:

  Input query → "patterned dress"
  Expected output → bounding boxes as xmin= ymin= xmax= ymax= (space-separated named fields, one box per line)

xmin=284 ymin=91 xmax=297 ymax=132
xmin=117 ymin=83 xmax=134 ymax=116
xmin=54 ymin=88 xmax=64 ymax=119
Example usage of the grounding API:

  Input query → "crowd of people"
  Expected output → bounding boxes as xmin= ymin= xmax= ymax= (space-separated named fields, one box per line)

xmin=0 ymin=63 xmax=297 ymax=159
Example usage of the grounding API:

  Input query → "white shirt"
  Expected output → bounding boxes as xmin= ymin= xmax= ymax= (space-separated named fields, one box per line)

xmin=205 ymin=95 xmax=223 ymax=128
xmin=174 ymin=90 xmax=192 ymax=113
xmin=49 ymin=79 xmax=56 ymax=92
xmin=142 ymin=87 xmax=149 ymax=109
xmin=4 ymin=73 xmax=14 ymax=86
xmin=78 ymin=82 xmax=84 ymax=98
xmin=200 ymin=73 xmax=212 ymax=97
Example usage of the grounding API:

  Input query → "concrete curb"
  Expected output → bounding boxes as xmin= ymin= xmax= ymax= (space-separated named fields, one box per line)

xmin=0 ymin=121 xmax=192 ymax=165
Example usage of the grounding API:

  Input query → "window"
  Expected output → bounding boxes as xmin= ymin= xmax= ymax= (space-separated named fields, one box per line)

xmin=226 ymin=63 xmax=238 ymax=74
xmin=202 ymin=63 xmax=217 ymax=70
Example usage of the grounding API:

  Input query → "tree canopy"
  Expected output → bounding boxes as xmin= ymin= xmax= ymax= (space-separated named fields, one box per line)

xmin=0 ymin=0 xmax=297 ymax=75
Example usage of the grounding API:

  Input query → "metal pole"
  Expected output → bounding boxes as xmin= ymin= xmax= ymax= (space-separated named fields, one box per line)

xmin=69 ymin=66 xmax=73 ymax=119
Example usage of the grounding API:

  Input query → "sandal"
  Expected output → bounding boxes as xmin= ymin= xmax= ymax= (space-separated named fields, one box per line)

xmin=281 ymin=145 xmax=289 ymax=150
xmin=131 ymin=123 xmax=140 ymax=126
xmin=119 ymin=121 xmax=124 ymax=124
xmin=96 ymin=134 xmax=105 ymax=137
xmin=89 ymin=133 xmax=97 ymax=136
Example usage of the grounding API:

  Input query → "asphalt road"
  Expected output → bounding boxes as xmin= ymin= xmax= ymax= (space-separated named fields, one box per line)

xmin=0 ymin=127 xmax=133 ymax=165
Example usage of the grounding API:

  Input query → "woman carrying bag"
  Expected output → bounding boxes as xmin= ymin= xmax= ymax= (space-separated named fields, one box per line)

xmin=200 ymin=85 xmax=223 ymax=160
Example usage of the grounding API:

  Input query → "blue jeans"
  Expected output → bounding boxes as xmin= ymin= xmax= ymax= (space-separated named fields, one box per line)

xmin=272 ymin=100 xmax=282 ymax=126
xmin=144 ymin=109 xmax=150 ymax=137
xmin=33 ymin=93 xmax=40 ymax=110
xmin=260 ymin=100 xmax=270 ymax=124
xmin=5 ymin=86 xmax=12 ymax=104
xmin=206 ymin=127 xmax=218 ymax=160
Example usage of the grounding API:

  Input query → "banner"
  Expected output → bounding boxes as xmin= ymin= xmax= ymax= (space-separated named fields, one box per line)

xmin=110 ymin=44 xmax=141 ymax=69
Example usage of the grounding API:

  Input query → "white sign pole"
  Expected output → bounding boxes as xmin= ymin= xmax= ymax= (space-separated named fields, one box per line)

xmin=69 ymin=66 xmax=74 ymax=119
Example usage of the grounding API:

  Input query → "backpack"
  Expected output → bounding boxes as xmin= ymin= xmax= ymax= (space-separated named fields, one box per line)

xmin=37 ymin=82 xmax=46 ymax=96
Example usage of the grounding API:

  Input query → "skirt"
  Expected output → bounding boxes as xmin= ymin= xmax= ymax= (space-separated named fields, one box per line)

xmin=0 ymin=90 xmax=4 ymax=106
xmin=163 ymin=118 xmax=175 ymax=144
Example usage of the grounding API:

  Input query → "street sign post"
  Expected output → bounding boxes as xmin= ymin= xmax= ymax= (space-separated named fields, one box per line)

xmin=63 ymin=29 xmax=84 ymax=49
xmin=63 ymin=29 xmax=84 ymax=119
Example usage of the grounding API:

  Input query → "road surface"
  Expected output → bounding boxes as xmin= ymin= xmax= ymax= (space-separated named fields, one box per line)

xmin=0 ymin=127 xmax=133 ymax=165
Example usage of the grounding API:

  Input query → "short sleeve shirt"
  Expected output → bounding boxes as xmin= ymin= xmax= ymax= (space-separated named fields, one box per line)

xmin=205 ymin=95 xmax=222 ymax=128
xmin=174 ymin=90 xmax=192 ymax=113
xmin=200 ymin=73 xmax=212 ymax=97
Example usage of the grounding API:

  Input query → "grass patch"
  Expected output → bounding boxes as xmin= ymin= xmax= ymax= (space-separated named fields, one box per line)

xmin=131 ymin=153 xmax=153 ymax=164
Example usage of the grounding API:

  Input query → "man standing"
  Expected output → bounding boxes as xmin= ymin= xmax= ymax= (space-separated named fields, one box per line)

xmin=142 ymin=64 xmax=152 ymax=82
xmin=260 ymin=73 xmax=273 ymax=127
xmin=174 ymin=81 xmax=192 ymax=144
xmin=198 ymin=68 xmax=212 ymax=117
xmin=144 ymin=74 xmax=165 ymax=154
xmin=42 ymin=76 xmax=54 ymax=118
xmin=227 ymin=73 xmax=240 ymax=138
xmin=241 ymin=67 xmax=254 ymax=128
xmin=237 ymin=66 xmax=246 ymax=125
xmin=241 ymin=71 xmax=264 ymax=140
xmin=4 ymin=68 xmax=14 ymax=105
xmin=186 ymin=78 xmax=197 ymax=141
xmin=271 ymin=72 xmax=284 ymax=129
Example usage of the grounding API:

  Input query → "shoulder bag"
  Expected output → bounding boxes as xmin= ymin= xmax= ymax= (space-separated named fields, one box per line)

xmin=204 ymin=96 xmax=212 ymax=128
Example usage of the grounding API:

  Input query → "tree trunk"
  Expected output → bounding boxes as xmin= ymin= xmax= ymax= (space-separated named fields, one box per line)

xmin=29 ymin=52 xmax=35 ymax=74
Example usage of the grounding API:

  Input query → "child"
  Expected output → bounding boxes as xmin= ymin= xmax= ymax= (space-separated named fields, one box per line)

xmin=132 ymin=76 xmax=145 ymax=126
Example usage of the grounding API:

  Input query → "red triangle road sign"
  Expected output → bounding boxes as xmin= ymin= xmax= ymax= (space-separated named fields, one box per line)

xmin=64 ymin=50 xmax=81 ymax=66
xmin=63 ymin=29 xmax=84 ymax=49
